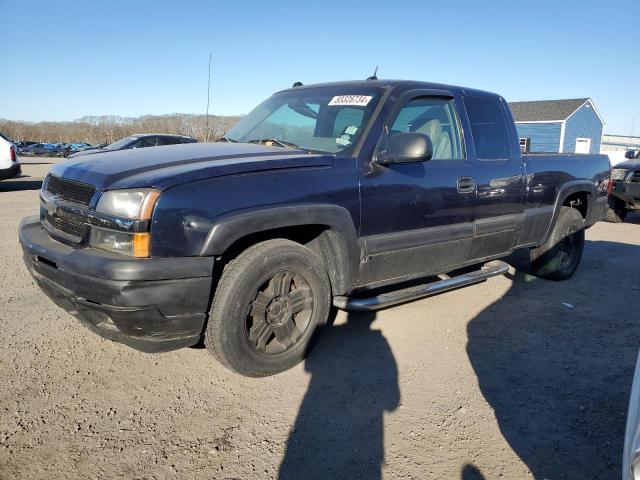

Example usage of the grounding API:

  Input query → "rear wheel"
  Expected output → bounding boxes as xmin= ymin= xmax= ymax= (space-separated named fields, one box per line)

xmin=604 ymin=198 xmax=627 ymax=223
xmin=530 ymin=206 xmax=585 ymax=281
xmin=205 ymin=239 xmax=331 ymax=377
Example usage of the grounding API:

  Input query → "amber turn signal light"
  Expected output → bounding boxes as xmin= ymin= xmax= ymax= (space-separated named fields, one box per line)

xmin=132 ymin=232 xmax=151 ymax=258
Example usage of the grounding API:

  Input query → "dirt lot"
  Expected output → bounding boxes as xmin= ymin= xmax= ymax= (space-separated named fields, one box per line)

xmin=1 ymin=157 xmax=639 ymax=480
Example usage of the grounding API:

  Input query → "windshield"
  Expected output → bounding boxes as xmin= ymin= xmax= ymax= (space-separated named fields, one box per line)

xmin=225 ymin=86 xmax=384 ymax=154
xmin=105 ymin=136 xmax=137 ymax=150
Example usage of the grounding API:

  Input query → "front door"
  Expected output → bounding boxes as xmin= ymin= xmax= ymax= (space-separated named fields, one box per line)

xmin=358 ymin=93 xmax=475 ymax=287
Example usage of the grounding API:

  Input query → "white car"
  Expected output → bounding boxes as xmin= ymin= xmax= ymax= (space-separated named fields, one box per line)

xmin=624 ymin=351 xmax=640 ymax=479
xmin=0 ymin=133 xmax=21 ymax=180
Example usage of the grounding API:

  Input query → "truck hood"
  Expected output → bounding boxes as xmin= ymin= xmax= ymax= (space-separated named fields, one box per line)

xmin=613 ymin=159 xmax=640 ymax=171
xmin=50 ymin=143 xmax=333 ymax=191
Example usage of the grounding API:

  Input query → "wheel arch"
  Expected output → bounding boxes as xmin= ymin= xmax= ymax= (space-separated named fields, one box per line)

xmin=200 ymin=204 xmax=360 ymax=295
xmin=542 ymin=180 xmax=595 ymax=244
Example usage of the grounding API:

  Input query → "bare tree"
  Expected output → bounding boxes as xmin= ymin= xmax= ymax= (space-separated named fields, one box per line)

xmin=0 ymin=113 xmax=242 ymax=145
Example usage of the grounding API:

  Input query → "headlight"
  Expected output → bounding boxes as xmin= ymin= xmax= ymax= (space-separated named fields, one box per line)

xmin=89 ymin=228 xmax=150 ymax=258
xmin=612 ymin=169 xmax=629 ymax=181
xmin=632 ymin=452 xmax=640 ymax=480
xmin=95 ymin=189 xmax=160 ymax=219
xmin=91 ymin=189 xmax=159 ymax=257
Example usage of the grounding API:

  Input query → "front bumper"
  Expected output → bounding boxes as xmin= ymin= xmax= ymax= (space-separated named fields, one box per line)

xmin=0 ymin=163 xmax=21 ymax=180
xmin=19 ymin=216 xmax=214 ymax=353
xmin=610 ymin=181 xmax=640 ymax=208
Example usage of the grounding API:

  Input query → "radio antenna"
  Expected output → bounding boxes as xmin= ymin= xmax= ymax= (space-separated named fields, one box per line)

xmin=205 ymin=52 xmax=212 ymax=142
xmin=367 ymin=65 xmax=378 ymax=81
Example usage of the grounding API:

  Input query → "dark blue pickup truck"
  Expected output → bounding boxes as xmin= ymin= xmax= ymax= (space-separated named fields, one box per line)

xmin=19 ymin=80 xmax=610 ymax=376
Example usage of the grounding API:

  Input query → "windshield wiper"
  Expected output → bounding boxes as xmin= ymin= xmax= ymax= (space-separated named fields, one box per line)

xmin=246 ymin=138 xmax=300 ymax=149
xmin=216 ymin=136 xmax=237 ymax=143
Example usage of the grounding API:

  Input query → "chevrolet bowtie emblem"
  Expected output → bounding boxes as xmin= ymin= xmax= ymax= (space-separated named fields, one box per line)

xmin=45 ymin=200 xmax=58 ymax=217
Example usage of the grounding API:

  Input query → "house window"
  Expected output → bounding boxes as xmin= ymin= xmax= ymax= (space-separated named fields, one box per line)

xmin=575 ymin=138 xmax=591 ymax=154
xmin=519 ymin=138 xmax=530 ymax=153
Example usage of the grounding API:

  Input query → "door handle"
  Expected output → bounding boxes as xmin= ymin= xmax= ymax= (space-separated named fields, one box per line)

xmin=531 ymin=184 xmax=544 ymax=194
xmin=457 ymin=177 xmax=476 ymax=194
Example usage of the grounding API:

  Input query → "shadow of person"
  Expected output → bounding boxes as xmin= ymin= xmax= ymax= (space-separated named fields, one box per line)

xmin=461 ymin=463 xmax=487 ymax=480
xmin=279 ymin=311 xmax=400 ymax=480
xmin=467 ymin=241 xmax=640 ymax=479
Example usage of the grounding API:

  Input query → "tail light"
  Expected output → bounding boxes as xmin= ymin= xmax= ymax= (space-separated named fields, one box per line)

xmin=10 ymin=145 xmax=16 ymax=162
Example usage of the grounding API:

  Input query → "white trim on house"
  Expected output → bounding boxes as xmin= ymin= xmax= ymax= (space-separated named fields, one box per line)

xmin=559 ymin=121 xmax=566 ymax=153
xmin=564 ymin=99 xmax=605 ymax=126
xmin=514 ymin=120 xmax=564 ymax=124
xmin=586 ymin=99 xmax=605 ymax=126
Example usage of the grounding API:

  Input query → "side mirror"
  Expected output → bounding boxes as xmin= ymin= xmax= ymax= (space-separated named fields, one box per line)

xmin=625 ymin=150 xmax=639 ymax=160
xmin=377 ymin=132 xmax=433 ymax=165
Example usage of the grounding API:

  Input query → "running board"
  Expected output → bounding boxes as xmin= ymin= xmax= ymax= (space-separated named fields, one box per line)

xmin=333 ymin=260 xmax=509 ymax=311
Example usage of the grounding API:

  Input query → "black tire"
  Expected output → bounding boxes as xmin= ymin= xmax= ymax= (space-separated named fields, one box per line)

xmin=205 ymin=239 xmax=331 ymax=377
xmin=604 ymin=198 xmax=627 ymax=223
xmin=530 ymin=206 xmax=585 ymax=281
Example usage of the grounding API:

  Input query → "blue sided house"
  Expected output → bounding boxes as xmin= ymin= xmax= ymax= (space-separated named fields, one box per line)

xmin=508 ymin=98 xmax=604 ymax=154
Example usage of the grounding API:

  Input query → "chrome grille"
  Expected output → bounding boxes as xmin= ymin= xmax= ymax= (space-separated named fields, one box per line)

xmin=43 ymin=208 xmax=87 ymax=241
xmin=45 ymin=175 xmax=95 ymax=206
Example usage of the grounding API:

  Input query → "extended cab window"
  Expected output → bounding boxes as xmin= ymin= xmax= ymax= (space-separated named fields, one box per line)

xmin=157 ymin=137 xmax=181 ymax=146
xmin=225 ymin=87 xmax=383 ymax=154
xmin=463 ymin=96 xmax=511 ymax=160
xmin=390 ymin=97 xmax=464 ymax=160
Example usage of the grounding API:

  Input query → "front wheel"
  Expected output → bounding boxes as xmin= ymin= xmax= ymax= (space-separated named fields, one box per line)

xmin=530 ymin=206 xmax=585 ymax=281
xmin=205 ymin=239 xmax=331 ymax=377
xmin=604 ymin=198 xmax=627 ymax=223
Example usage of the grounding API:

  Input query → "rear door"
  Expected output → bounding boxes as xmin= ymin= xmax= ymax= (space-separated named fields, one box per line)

xmin=462 ymin=95 xmax=525 ymax=260
xmin=358 ymin=91 xmax=475 ymax=286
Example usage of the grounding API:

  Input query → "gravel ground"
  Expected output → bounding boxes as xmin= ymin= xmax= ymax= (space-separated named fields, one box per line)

xmin=1 ymin=157 xmax=639 ymax=480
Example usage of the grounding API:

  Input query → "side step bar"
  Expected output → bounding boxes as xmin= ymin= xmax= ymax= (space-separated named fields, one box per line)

xmin=333 ymin=260 xmax=509 ymax=311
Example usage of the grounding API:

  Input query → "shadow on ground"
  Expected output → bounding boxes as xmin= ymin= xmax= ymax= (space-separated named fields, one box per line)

xmin=275 ymin=237 xmax=637 ymax=479
xmin=467 ymin=240 xmax=640 ymax=479
xmin=279 ymin=311 xmax=399 ymax=480
xmin=626 ymin=212 xmax=640 ymax=225
xmin=0 ymin=179 xmax=42 ymax=192
xmin=461 ymin=464 xmax=487 ymax=479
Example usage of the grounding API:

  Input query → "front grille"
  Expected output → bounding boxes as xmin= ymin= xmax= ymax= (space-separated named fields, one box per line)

xmin=44 ymin=208 xmax=87 ymax=240
xmin=630 ymin=171 xmax=640 ymax=183
xmin=45 ymin=175 xmax=95 ymax=206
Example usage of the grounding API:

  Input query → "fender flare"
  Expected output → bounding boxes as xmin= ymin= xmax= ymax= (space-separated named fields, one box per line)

xmin=200 ymin=204 xmax=360 ymax=294
xmin=542 ymin=180 xmax=596 ymax=244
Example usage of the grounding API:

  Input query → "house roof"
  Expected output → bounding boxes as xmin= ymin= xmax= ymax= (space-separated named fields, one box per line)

xmin=508 ymin=98 xmax=590 ymax=122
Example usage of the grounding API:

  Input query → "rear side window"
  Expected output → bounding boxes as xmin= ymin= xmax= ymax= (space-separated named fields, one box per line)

xmin=463 ymin=96 xmax=511 ymax=159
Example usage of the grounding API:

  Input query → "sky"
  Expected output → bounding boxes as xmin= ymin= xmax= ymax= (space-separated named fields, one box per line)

xmin=1 ymin=0 xmax=639 ymax=135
